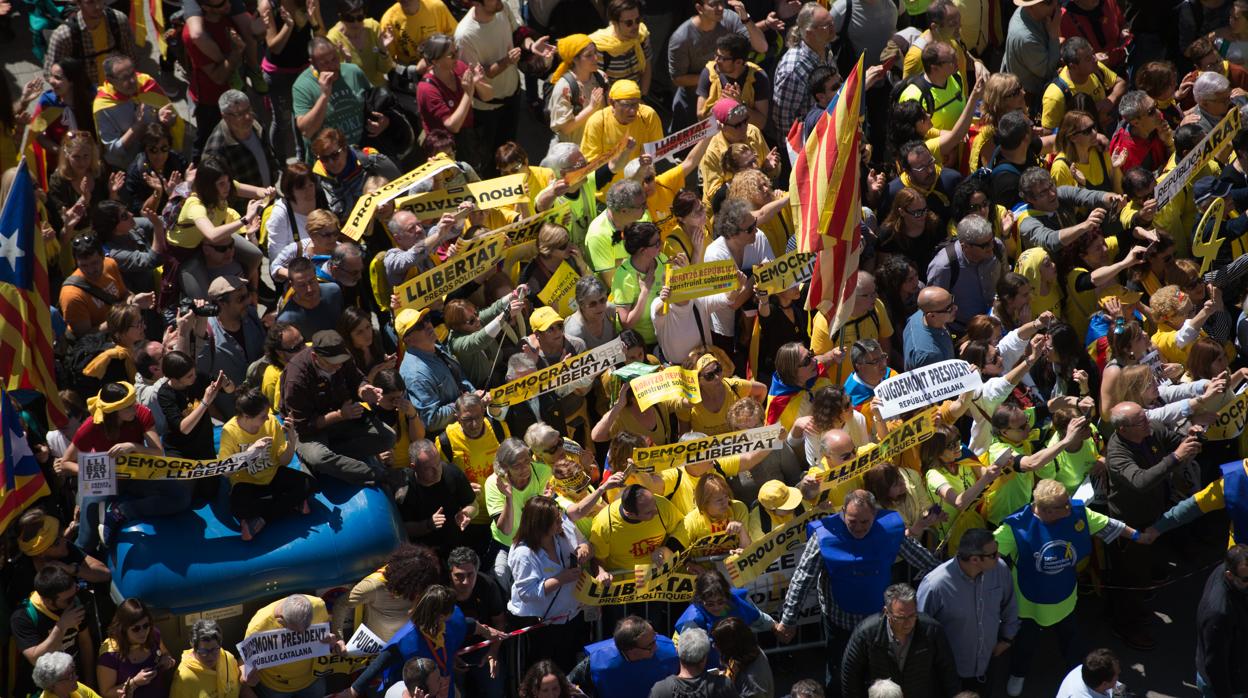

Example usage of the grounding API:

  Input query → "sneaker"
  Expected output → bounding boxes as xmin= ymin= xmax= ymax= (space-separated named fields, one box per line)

xmin=240 ymin=517 xmax=266 ymax=541
xmin=1006 ymin=675 xmax=1025 ymax=697
xmin=98 ymin=503 xmax=127 ymax=549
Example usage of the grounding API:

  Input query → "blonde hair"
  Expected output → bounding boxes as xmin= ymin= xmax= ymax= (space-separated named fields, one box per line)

xmin=1150 ymin=284 xmax=1188 ymax=324
xmin=1033 ymin=479 xmax=1069 ymax=509
xmin=982 ymin=73 xmax=1023 ymax=125
xmin=727 ymin=169 xmax=773 ymax=206
xmin=524 ymin=422 xmax=561 ymax=455
xmin=537 ymin=223 xmax=571 ymax=257
xmin=693 ymin=472 xmax=734 ymax=516
xmin=305 ymin=209 xmax=340 ymax=238
xmin=56 ymin=131 xmax=102 ymax=181
xmin=1111 ymin=364 xmax=1155 ymax=407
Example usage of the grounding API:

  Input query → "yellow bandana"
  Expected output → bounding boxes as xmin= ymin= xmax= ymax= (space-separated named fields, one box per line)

xmin=18 ymin=515 xmax=58 ymax=557
xmin=87 ymin=382 xmax=136 ymax=422
xmin=551 ymin=34 xmax=593 ymax=84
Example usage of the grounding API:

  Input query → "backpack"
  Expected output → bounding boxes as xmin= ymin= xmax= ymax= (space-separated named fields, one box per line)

xmin=68 ymin=9 xmax=124 ymax=63
xmin=831 ymin=0 xmax=856 ymax=78
xmin=541 ymin=71 xmax=606 ymax=124
xmin=890 ymin=72 xmax=965 ymax=116
xmin=58 ymin=332 xmax=116 ymax=397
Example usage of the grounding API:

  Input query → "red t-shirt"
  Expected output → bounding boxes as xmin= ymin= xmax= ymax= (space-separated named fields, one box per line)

xmin=182 ymin=16 xmax=234 ymax=105
xmin=416 ymin=60 xmax=471 ymax=135
xmin=71 ymin=404 xmax=156 ymax=453
xmin=1108 ymin=126 xmax=1168 ymax=174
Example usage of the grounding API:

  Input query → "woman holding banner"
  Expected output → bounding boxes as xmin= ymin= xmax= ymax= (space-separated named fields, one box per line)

xmin=677 ymin=353 xmax=765 ymax=437
xmin=677 ymin=471 xmax=751 ymax=556
xmin=612 ymin=221 xmax=669 ymax=348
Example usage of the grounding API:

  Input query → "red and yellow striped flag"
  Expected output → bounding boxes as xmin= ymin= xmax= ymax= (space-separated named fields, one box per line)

xmin=0 ymin=160 xmax=67 ymax=428
xmin=787 ymin=53 xmax=866 ymax=337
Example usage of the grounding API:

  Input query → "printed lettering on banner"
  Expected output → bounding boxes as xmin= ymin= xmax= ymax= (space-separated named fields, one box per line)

xmin=342 ymin=158 xmax=456 ymax=240
xmin=642 ymin=116 xmax=720 ymax=162
xmin=236 ymin=622 xmax=331 ymax=671
xmin=115 ymin=449 xmax=268 ymax=480
xmin=538 ymin=261 xmax=581 ymax=316
xmin=345 ymin=624 xmax=385 ymax=657
xmin=720 ymin=506 xmax=824 ymax=586
xmin=1206 ymin=385 xmax=1248 ymax=440
xmin=628 ymin=366 xmax=701 ymax=412
xmin=1155 ymin=108 xmax=1240 ymax=209
xmin=395 ymin=233 xmax=507 ymax=311
xmin=873 ymin=360 xmax=982 ymax=419
xmin=631 ymin=424 xmax=784 ymax=471
xmin=489 ymin=339 xmax=627 ymax=406
xmin=79 ymin=452 xmax=117 ymax=497
xmin=743 ymin=549 xmax=822 ymax=626
xmin=574 ymin=571 xmax=697 ymax=605
xmin=393 ymin=173 xmax=528 ymax=220
xmin=817 ymin=407 xmax=938 ymax=491
xmin=752 ymin=250 xmax=816 ymax=293
xmin=667 ymin=260 xmax=740 ymax=304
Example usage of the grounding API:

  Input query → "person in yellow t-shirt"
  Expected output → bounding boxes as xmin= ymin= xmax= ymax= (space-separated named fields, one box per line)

xmin=1040 ymin=37 xmax=1126 ymax=131
xmin=327 ymin=3 xmax=395 ymax=87
xmin=628 ymin=136 xmax=711 ymax=239
xmin=1150 ymin=283 xmax=1223 ymax=365
xmin=677 ymin=353 xmax=766 ymax=436
xmin=655 ymin=432 xmax=770 ymax=515
xmin=580 ymin=80 xmax=663 ymax=182
xmin=699 ymin=99 xmax=777 ymax=208
xmin=242 ymin=595 xmax=343 ymax=695
xmin=378 ymin=0 xmax=458 ymax=67
xmin=588 ymin=0 xmax=651 ymax=92
xmin=589 ymin=483 xmax=686 ymax=576
xmin=170 ymin=620 xmax=245 ymax=698
xmin=219 ymin=389 xmax=315 ymax=541
xmin=439 ymin=395 xmax=508 ymax=545
xmin=677 ymin=472 xmax=751 ymax=556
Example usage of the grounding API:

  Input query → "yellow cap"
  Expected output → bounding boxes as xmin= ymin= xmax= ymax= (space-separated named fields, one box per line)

xmin=758 ymin=480 xmax=803 ymax=512
xmin=395 ymin=307 xmax=432 ymax=340
xmin=531 ymin=306 xmax=564 ymax=332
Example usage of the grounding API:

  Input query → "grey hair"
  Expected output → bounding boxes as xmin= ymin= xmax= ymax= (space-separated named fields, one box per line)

xmin=454 ymin=392 xmax=485 ymax=414
xmin=387 ymin=210 xmax=418 ymax=237
xmin=1107 ymin=402 xmax=1143 ymax=428
xmin=680 ymin=431 xmax=709 ymax=442
xmin=714 ymin=199 xmax=754 ymax=239
xmin=843 ymin=489 xmax=879 ymax=512
xmin=541 ymin=142 xmax=582 ymax=176
xmin=1018 ymin=167 xmax=1053 ymax=199
xmin=32 ymin=652 xmax=75 ymax=689
xmin=189 ymin=619 xmax=223 ymax=649
xmin=855 ymin=271 xmax=876 ymax=291
xmin=102 ymin=54 xmax=133 ymax=81
xmin=495 ymin=437 xmax=531 ymax=472
xmin=507 ymin=351 xmax=538 ymax=379
xmin=883 ymin=582 xmax=917 ymax=608
xmin=1194 ymin=71 xmax=1231 ymax=103
xmin=1117 ymin=91 xmax=1150 ymax=121
xmin=329 ymin=242 xmax=363 ymax=268
xmin=524 ymin=422 xmax=561 ymax=452
xmin=787 ymin=2 xmax=824 ymax=49
xmin=408 ymin=438 xmax=439 ymax=465
xmin=605 ymin=179 xmax=644 ymax=212
xmin=308 ymin=36 xmax=336 ymax=56
xmin=622 ymin=157 xmax=648 ymax=180
xmin=217 ymin=89 xmax=251 ymax=114
xmin=868 ymin=679 xmax=905 ymax=698
xmin=676 ymin=627 xmax=712 ymax=665
xmin=574 ymin=275 xmax=609 ymax=305
xmin=851 ymin=338 xmax=884 ymax=367
xmin=278 ymin=594 xmax=314 ymax=631
xmin=957 ymin=214 xmax=994 ymax=244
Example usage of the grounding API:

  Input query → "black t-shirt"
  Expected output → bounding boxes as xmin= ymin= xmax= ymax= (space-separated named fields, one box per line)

xmin=10 ymin=595 xmax=89 ymax=695
xmin=398 ymin=464 xmax=476 ymax=552
xmin=157 ymin=375 xmax=217 ymax=459
xmin=456 ymin=573 xmax=506 ymax=664
xmin=5 ymin=546 xmax=87 ymax=611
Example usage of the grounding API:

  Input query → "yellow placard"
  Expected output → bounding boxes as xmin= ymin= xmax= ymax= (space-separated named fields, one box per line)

xmin=392 ymin=173 xmax=529 ymax=220
xmin=1155 ymin=108 xmax=1240 ymax=209
xmin=631 ymin=425 xmax=784 ymax=472
xmin=817 ymin=407 xmax=938 ymax=492
xmin=667 ymin=260 xmax=740 ymax=304
xmin=490 ymin=200 xmax=575 ymax=248
xmin=573 ymin=570 xmax=696 ymax=606
xmin=489 ymin=338 xmax=627 ymax=406
xmin=394 ymin=232 xmax=507 ymax=311
xmin=1193 ymin=197 xmax=1226 ymax=275
xmin=720 ymin=506 xmax=824 ymax=586
xmin=115 ymin=450 xmax=268 ymax=480
xmin=752 ymin=250 xmax=817 ymax=293
xmin=1207 ymin=388 xmax=1248 ymax=440
xmin=537 ymin=261 xmax=581 ymax=317
xmin=627 ymin=366 xmax=701 ymax=412
xmin=342 ymin=157 xmax=456 ymax=240
xmin=564 ymin=139 xmax=628 ymax=188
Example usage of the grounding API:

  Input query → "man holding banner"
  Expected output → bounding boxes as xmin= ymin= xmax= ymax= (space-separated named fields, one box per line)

xmin=776 ymin=489 xmax=940 ymax=696
xmin=241 ymin=594 xmax=343 ymax=697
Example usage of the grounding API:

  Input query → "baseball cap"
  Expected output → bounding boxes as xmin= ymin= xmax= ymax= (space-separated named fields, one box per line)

xmin=758 ymin=480 xmax=803 ymax=511
xmin=395 ymin=307 xmax=432 ymax=340
xmin=712 ymin=98 xmax=747 ymax=125
xmin=531 ymin=306 xmax=564 ymax=332
xmin=206 ymin=274 xmax=246 ymax=299
xmin=1194 ymin=176 xmax=1233 ymax=205
xmin=311 ymin=330 xmax=351 ymax=364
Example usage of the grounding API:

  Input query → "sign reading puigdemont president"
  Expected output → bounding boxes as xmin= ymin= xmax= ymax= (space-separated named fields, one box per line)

xmin=874 ymin=359 xmax=982 ymax=419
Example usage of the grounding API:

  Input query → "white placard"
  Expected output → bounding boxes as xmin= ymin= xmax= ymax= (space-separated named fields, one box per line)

xmin=345 ymin=624 xmax=384 ymax=657
xmin=642 ymin=116 xmax=720 ymax=162
xmin=79 ymin=452 xmax=117 ymax=497
xmin=874 ymin=359 xmax=983 ymax=419
xmin=236 ymin=622 xmax=332 ymax=671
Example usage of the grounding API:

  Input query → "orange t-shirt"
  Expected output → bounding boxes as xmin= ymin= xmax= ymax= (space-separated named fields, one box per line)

xmin=59 ymin=257 xmax=129 ymax=334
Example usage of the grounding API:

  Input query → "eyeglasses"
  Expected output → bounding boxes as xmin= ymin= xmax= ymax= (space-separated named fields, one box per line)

xmin=973 ymin=550 xmax=1000 ymax=560
xmin=903 ymin=206 xmax=928 ymax=218
xmin=646 ymin=237 xmax=661 ymax=248
xmin=130 ymin=621 xmax=151 ymax=633
xmin=193 ymin=645 xmax=220 ymax=657
xmin=908 ymin=159 xmax=936 ymax=173
xmin=146 ymin=144 xmax=171 ymax=153
xmin=860 ymin=354 xmax=886 ymax=366
xmin=1070 ymin=125 xmax=1096 ymax=137
xmin=700 ymin=365 xmax=723 ymax=380
xmin=888 ymin=612 xmax=919 ymax=622
xmin=319 ymin=146 xmax=346 ymax=161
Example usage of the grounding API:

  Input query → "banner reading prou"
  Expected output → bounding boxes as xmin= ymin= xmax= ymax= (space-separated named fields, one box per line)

xmin=115 ymin=449 xmax=268 ymax=480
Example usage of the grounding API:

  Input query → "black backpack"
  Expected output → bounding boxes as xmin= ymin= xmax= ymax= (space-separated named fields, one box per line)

xmin=890 ymin=72 xmax=965 ymax=116
xmin=58 ymin=332 xmax=117 ymax=398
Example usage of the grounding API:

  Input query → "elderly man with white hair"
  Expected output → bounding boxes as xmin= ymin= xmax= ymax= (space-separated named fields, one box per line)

xmin=535 ymin=140 xmax=637 ymax=246
xmin=242 ymin=594 xmax=344 ymax=698
xmin=648 ymin=627 xmax=735 ymax=698
xmin=1190 ymin=71 xmax=1235 ymax=134
xmin=203 ymin=89 xmax=280 ymax=189
xmin=926 ymin=215 xmax=1004 ymax=334
xmin=33 ymin=652 xmax=95 ymax=698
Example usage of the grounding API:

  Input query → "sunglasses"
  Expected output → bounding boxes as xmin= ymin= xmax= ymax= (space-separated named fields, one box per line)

xmin=207 ymin=242 xmax=235 ymax=252
xmin=320 ymin=146 xmax=346 ymax=161
xmin=194 ymin=645 xmax=220 ymax=657
xmin=725 ymin=117 xmax=749 ymax=128
xmin=146 ymin=144 xmax=171 ymax=153
xmin=341 ymin=13 xmax=365 ymax=21
xmin=130 ymin=621 xmax=151 ymax=633
xmin=799 ymin=354 xmax=814 ymax=367
xmin=903 ymin=207 xmax=928 ymax=218
xmin=701 ymin=366 xmax=723 ymax=380
xmin=1070 ymin=125 xmax=1096 ymax=137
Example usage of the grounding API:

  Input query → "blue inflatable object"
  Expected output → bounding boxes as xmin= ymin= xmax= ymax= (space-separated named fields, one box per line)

xmin=107 ymin=478 xmax=404 ymax=614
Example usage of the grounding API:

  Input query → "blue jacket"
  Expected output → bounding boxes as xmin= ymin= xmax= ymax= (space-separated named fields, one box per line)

xmin=196 ymin=309 xmax=265 ymax=417
xmin=401 ymin=345 xmax=475 ymax=434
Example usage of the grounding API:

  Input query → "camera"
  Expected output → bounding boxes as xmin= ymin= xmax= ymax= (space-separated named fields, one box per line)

xmin=179 ymin=299 xmax=220 ymax=317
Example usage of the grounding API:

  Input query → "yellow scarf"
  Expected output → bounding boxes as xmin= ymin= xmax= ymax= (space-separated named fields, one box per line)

xmin=701 ymin=61 xmax=762 ymax=120
xmin=19 ymin=515 xmax=59 ymax=557
xmin=93 ymin=74 xmax=186 ymax=150
xmin=899 ymin=167 xmax=950 ymax=206
xmin=178 ymin=646 xmax=239 ymax=698
xmin=87 ymin=382 xmax=136 ymax=422
xmin=30 ymin=591 xmax=59 ymax=620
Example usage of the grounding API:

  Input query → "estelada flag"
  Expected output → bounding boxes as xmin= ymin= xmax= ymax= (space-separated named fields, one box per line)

xmin=0 ymin=388 xmax=51 ymax=532
xmin=787 ymin=53 xmax=866 ymax=338
xmin=0 ymin=160 xmax=67 ymax=428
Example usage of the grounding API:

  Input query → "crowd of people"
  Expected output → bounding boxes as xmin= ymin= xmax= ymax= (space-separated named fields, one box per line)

xmin=8 ymin=0 xmax=1248 ymax=696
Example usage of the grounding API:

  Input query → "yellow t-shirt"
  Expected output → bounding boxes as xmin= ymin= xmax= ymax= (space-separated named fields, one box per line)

xmin=328 ymin=19 xmax=394 ymax=87
xmin=441 ymin=419 xmax=506 ymax=524
xmin=699 ymin=127 xmax=769 ymax=209
xmin=261 ymin=363 xmax=283 ymax=414
xmin=1152 ymin=323 xmax=1203 ymax=365
xmin=647 ymin=166 xmax=687 ymax=238
xmin=244 ymin=596 xmax=330 ymax=693
xmin=902 ymin=31 xmax=969 ymax=92
xmin=1050 ymin=151 xmax=1119 ymax=192
xmin=811 ymin=298 xmax=894 ymax=377
xmin=219 ymin=414 xmax=287 ymax=486
xmin=660 ymin=459 xmax=741 ymax=516
xmin=758 ymin=206 xmax=795 ymax=261
xmin=677 ymin=377 xmax=752 ymax=436
xmin=680 ymin=500 xmax=749 ymax=555
xmin=378 ymin=0 xmax=458 ymax=65
xmin=172 ymin=195 xmax=240 ymax=249
xmin=1040 ymin=64 xmax=1119 ymax=130
xmin=590 ymin=494 xmax=684 ymax=571
xmin=580 ymin=105 xmax=664 ymax=175
xmin=89 ymin=22 xmax=112 ymax=85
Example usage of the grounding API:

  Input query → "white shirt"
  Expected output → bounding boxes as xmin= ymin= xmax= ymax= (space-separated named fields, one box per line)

xmin=455 ymin=4 xmax=520 ymax=109
xmin=506 ymin=515 xmax=585 ymax=622
xmin=265 ymin=199 xmax=308 ymax=266
xmin=650 ymin=294 xmax=720 ymax=365
xmin=1056 ymin=664 xmax=1121 ymax=698
xmin=703 ymin=232 xmax=775 ymax=337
